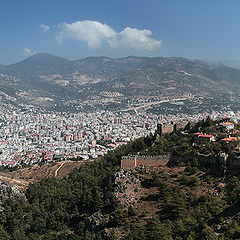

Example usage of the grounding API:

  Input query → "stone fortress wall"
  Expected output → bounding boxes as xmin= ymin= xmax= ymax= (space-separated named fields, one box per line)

xmin=120 ymin=152 xmax=235 ymax=171
xmin=121 ymin=155 xmax=170 ymax=170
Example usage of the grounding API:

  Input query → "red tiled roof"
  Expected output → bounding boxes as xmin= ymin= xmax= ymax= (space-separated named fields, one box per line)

xmin=199 ymin=134 xmax=213 ymax=138
xmin=222 ymin=116 xmax=230 ymax=119
xmin=223 ymin=122 xmax=234 ymax=126
xmin=194 ymin=132 xmax=202 ymax=135
xmin=221 ymin=137 xmax=238 ymax=142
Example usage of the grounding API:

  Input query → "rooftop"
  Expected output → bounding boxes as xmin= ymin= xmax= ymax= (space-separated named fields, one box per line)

xmin=199 ymin=134 xmax=213 ymax=138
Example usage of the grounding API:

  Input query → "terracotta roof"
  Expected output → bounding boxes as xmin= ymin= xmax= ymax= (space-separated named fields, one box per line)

xmin=222 ymin=116 xmax=230 ymax=119
xmin=223 ymin=122 xmax=234 ymax=126
xmin=221 ymin=137 xmax=238 ymax=142
xmin=233 ymin=130 xmax=239 ymax=134
xmin=194 ymin=132 xmax=202 ymax=135
xmin=199 ymin=134 xmax=213 ymax=138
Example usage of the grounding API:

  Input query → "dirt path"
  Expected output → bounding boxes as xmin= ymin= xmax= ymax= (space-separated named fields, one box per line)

xmin=141 ymin=69 xmax=159 ymax=87
xmin=0 ymin=175 xmax=29 ymax=187
xmin=55 ymin=161 xmax=67 ymax=177
xmin=0 ymin=160 xmax=92 ymax=189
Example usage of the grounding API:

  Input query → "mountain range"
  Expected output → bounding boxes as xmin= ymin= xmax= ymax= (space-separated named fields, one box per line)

xmin=0 ymin=53 xmax=240 ymax=112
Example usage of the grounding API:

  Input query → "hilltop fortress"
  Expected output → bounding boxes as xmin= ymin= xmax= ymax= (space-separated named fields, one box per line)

xmin=121 ymin=117 xmax=240 ymax=174
xmin=157 ymin=120 xmax=197 ymax=136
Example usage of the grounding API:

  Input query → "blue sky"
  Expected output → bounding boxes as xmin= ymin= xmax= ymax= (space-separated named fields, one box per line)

xmin=1 ymin=0 xmax=240 ymax=64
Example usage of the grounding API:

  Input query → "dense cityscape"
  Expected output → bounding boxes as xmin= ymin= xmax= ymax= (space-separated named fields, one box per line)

xmin=0 ymin=101 xmax=239 ymax=169
xmin=0 ymin=109 xmax=155 ymax=168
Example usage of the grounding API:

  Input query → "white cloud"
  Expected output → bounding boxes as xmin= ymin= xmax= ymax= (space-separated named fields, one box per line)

xmin=57 ymin=20 xmax=161 ymax=50
xmin=109 ymin=27 xmax=161 ymax=50
xmin=22 ymin=47 xmax=36 ymax=56
xmin=57 ymin=20 xmax=115 ymax=48
xmin=40 ymin=24 xmax=50 ymax=33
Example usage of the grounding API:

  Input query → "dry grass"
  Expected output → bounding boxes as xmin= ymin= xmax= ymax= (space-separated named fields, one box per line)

xmin=0 ymin=160 xmax=87 ymax=189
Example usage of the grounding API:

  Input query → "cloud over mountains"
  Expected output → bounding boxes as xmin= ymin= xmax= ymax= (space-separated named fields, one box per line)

xmin=57 ymin=20 xmax=161 ymax=50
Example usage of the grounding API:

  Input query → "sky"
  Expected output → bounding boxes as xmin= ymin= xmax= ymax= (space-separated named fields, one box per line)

xmin=1 ymin=0 xmax=240 ymax=64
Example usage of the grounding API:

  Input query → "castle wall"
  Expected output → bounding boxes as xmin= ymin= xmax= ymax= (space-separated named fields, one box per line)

xmin=197 ymin=154 xmax=218 ymax=165
xmin=121 ymin=152 xmax=240 ymax=173
xmin=157 ymin=123 xmax=174 ymax=136
xmin=161 ymin=125 xmax=174 ymax=135
xmin=174 ymin=121 xmax=189 ymax=131
xmin=136 ymin=155 xmax=170 ymax=167
xmin=121 ymin=156 xmax=136 ymax=170
xmin=157 ymin=120 xmax=194 ymax=136
xmin=136 ymin=158 xmax=169 ymax=167
xmin=121 ymin=155 xmax=170 ymax=170
xmin=228 ymin=157 xmax=240 ymax=166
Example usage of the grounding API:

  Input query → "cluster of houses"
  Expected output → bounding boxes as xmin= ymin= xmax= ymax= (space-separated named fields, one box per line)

xmin=193 ymin=117 xmax=237 ymax=145
xmin=157 ymin=117 xmax=238 ymax=145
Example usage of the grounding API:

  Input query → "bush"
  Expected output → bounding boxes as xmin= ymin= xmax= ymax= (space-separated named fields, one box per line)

xmin=128 ymin=206 xmax=137 ymax=217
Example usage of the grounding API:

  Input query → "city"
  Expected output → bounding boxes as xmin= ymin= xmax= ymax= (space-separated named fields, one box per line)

xmin=0 ymin=105 xmax=239 ymax=169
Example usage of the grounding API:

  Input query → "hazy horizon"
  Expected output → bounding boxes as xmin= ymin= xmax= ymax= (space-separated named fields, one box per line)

xmin=1 ymin=52 xmax=239 ymax=67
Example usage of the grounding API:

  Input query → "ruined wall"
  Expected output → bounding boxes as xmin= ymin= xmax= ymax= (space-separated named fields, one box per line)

xmin=121 ymin=153 xmax=225 ymax=171
xmin=114 ymin=169 xmax=142 ymax=208
xmin=157 ymin=120 xmax=195 ymax=136
xmin=121 ymin=155 xmax=170 ymax=170
xmin=174 ymin=121 xmax=189 ymax=131
xmin=157 ymin=123 xmax=174 ymax=136
xmin=121 ymin=156 xmax=136 ymax=170
xmin=136 ymin=155 xmax=170 ymax=167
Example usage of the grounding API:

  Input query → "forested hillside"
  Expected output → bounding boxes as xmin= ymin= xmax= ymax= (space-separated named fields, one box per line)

xmin=0 ymin=135 xmax=156 ymax=239
xmin=0 ymin=129 xmax=240 ymax=239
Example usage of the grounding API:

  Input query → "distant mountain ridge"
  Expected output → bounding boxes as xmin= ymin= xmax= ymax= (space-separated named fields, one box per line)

xmin=220 ymin=60 xmax=240 ymax=70
xmin=5 ymin=53 xmax=71 ymax=80
xmin=1 ymin=53 xmax=240 ymax=111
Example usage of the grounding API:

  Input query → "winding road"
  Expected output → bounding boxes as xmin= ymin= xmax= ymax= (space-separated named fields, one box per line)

xmin=55 ymin=161 xmax=67 ymax=177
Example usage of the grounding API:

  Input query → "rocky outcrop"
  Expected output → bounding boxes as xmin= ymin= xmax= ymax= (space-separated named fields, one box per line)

xmin=114 ymin=169 xmax=142 ymax=208
xmin=87 ymin=210 xmax=112 ymax=231
xmin=0 ymin=181 xmax=23 ymax=210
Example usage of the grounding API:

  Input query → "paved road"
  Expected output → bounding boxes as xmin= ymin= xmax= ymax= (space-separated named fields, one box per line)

xmin=120 ymin=97 xmax=189 ymax=113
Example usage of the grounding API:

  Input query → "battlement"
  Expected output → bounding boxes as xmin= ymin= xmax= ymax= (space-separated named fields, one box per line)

xmin=121 ymin=155 xmax=170 ymax=170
